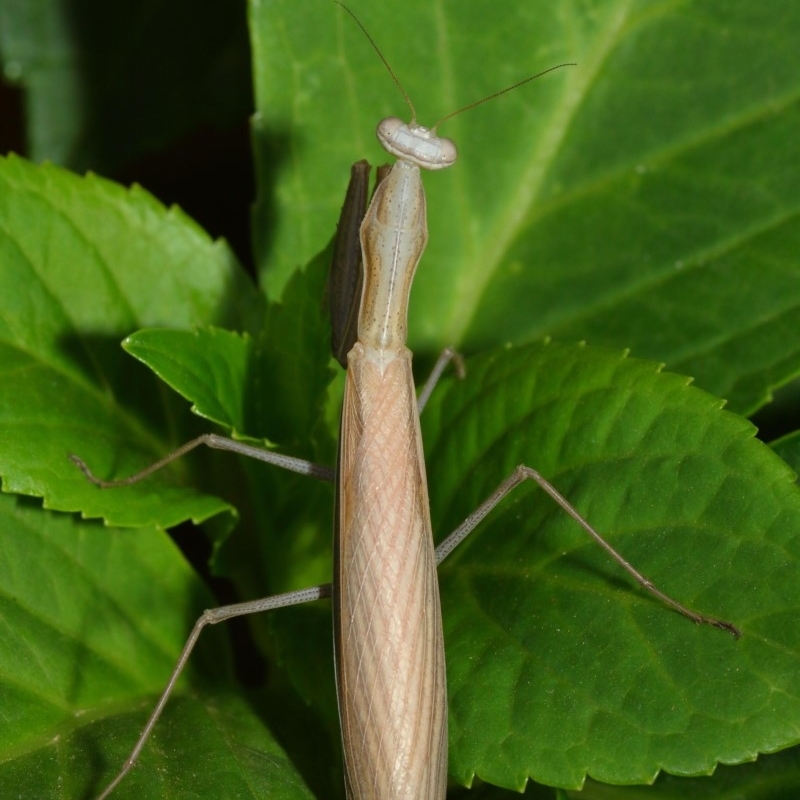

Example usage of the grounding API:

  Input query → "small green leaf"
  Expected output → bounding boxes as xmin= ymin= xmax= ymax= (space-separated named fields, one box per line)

xmin=124 ymin=327 xmax=254 ymax=433
xmin=123 ymin=243 xmax=339 ymax=452
xmin=248 ymin=243 xmax=339 ymax=449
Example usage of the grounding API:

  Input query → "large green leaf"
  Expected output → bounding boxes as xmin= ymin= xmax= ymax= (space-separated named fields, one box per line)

xmin=430 ymin=343 xmax=798 ymax=789
xmin=253 ymin=0 xmax=800 ymax=415
xmin=0 ymin=493 xmax=314 ymax=800
xmin=0 ymin=154 xmax=262 ymax=529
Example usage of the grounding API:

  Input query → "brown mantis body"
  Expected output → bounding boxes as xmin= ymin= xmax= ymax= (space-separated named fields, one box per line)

xmin=335 ymin=155 xmax=449 ymax=799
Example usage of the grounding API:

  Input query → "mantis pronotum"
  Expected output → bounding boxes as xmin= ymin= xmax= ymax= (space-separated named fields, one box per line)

xmin=72 ymin=7 xmax=739 ymax=800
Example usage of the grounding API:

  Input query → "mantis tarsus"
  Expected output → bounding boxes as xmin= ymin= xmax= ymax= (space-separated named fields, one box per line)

xmin=71 ymin=6 xmax=740 ymax=799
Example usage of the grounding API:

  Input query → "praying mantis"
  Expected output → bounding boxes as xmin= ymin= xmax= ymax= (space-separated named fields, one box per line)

xmin=65 ymin=6 xmax=739 ymax=799
xmin=3 ymin=2 xmax=800 ymax=798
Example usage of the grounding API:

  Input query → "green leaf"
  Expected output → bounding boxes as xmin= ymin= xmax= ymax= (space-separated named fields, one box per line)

xmin=0 ymin=154 xmax=260 ymax=526
xmin=570 ymin=745 xmax=800 ymax=799
xmin=122 ymin=245 xmax=339 ymax=451
xmin=426 ymin=343 xmax=799 ymax=789
xmin=0 ymin=493 xmax=314 ymax=800
xmin=124 ymin=327 xmax=255 ymax=433
xmin=247 ymin=242 xmax=339 ymax=448
xmin=253 ymin=0 xmax=800 ymax=415
xmin=772 ymin=432 xmax=800 ymax=478
xmin=0 ymin=0 xmax=252 ymax=172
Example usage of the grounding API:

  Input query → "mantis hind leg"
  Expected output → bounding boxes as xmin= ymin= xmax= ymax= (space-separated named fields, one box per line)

xmin=92 ymin=583 xmax=332 ymax=800
xmin=434 ymin=463 xmax=740 ymax=637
